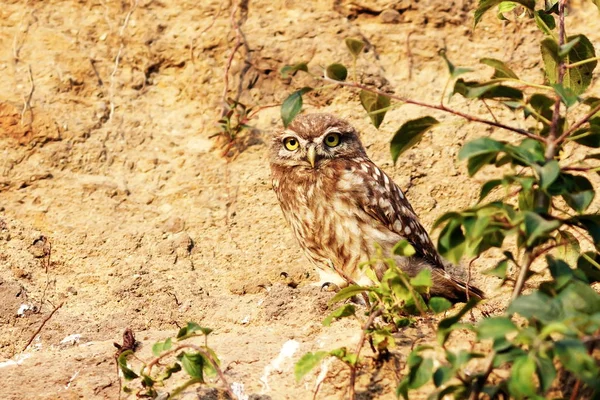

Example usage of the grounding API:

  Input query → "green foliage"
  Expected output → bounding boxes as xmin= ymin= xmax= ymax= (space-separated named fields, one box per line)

xmin=281 ymin=87 xmax=312 ymax=127
xmin=280 ymin=1 xmax=600 ymax=398
xmin=118 ymin=323 xmax=226 ymax=399
xmin=390 ymin=117 xmax=439 ymax=164
xmin=359 ymin=90 xmax=390 ymax=129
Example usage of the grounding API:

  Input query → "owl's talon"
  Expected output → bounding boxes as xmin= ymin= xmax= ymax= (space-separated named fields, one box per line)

xmin=320 ymin=282 xmax=340 ymax=292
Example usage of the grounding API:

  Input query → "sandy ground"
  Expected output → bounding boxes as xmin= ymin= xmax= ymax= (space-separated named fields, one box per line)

xmin=0 ymin=1 xmax=599 ymax=399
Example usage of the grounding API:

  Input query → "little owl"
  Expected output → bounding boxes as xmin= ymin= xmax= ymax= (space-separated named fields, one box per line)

xmin=270 ymin=113 xmax=483 ymax=302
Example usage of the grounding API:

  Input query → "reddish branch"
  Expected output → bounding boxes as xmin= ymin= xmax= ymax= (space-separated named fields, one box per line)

xmin=324 ymin=78 xmax=544 ymax=142
xmin=348 ymin=308 xmax=382 ymax=400
xmin=22 ymin=301 xmax=64 ymax=351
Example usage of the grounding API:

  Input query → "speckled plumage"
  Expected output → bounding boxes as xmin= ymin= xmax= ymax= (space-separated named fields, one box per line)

xmin=270 ymin=113 xmax=483 ymax=302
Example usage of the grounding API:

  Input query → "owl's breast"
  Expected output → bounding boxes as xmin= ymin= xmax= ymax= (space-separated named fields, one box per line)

xmin=274 ymin=167 xmax=401 ymax=277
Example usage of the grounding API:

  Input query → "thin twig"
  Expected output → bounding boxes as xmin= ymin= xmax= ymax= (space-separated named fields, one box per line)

xmin=511 ymin=248 xmax=534 ymax=301
xmin=545 ymin=0 xmax=567 ymax=161
xmin=12 ymin=0 xmax=34 ymax=63
xmin=348 ymin=308 xmax=382 ymax=400
xmin=108 ymin=0 xmax=138 ymax=121
xmin=555 ymin=101 xmax=600 ymax=144
xmin=323 ymin=78 xmax=544 ymax=141
xmin=406 ymin=31 xmax=414 ymax=80
xmin=23 ymin=301 xmax=64 ymax=351
xmin=221 ymin=3 xmax=243 ymax=116
xmin=21 ymin=64 xmax=34 ymax=126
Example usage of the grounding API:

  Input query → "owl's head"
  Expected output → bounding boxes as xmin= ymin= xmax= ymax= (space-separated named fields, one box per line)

xmin=270 ymin=113 xmax=367 ymax=170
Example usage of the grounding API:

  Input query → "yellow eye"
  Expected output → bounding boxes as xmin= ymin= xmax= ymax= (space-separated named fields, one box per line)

xmin=324 ymin=132 xmax=341 ymax=147
xmin=283 ymin=137 xmax=299 ymax=151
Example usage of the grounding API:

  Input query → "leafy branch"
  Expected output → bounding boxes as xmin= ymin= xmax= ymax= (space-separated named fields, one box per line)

xmin=282 ymin=0 xmax=600 ymax=398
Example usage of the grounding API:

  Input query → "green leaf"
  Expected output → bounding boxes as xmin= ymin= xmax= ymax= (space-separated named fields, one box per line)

xmin=497 ymin=2 xmax=517 ymax=20
xmin=179 ymin=352 xmax=205 ymax=381
xmin=568 ymin=215 xmax=600 ymax=251
xmin=533 ymin=10 xmax=556 ymax=35
xmin=393 ymin=240 xmax=416 ymax=257
xmin=458 ymin=137 xmax=506 ymax=161
xmin=536 ymin=354 xmax=557 ymax=394
xmin=526 ymin=93 xmax=554 ymax=120
xmin=325 ymin=63 xmax=348 ymax=81
xmin=322 ymin=304 xmax=356 ymax=327
xmin=152 ymin=337 xmax=173 ymax=357
xmin=467 ymin=152 xmax=497 ymax=176
xmin=280 ymin=62 xmax=308 ymax=79
xmin=479 ymin=179 xmax=503 ymax=202
xmin=508 ymin=355 xmax=537 ymax=397
xmin=345 ymin=38 xmax=365 ymax=57
xmin=559 ymin=36 xmax=581 ymax=57
xmin=474 ymin=0 xmax=535 ymax=27
xmin=359 ymin=90 xmax=391 ymax=129
xmin=572 ymin=122 xmax=600 ymax=148
xmin=546 ymin=255 xmax=574 ymax=291
xmin=480 ymin=58 xmax=519 ymax=79
xmin=437 ymin=299 xmax=479 ymax=344
xmin=523 ymin=212 xmax=561 ymax=246
xmin=561 ymin=175 xmax=595 ymax=213
xmin=453 ymin=79 xmax=523 ymax=100
xmin=557 ymin=279 xmax=600 ymax=314
xmin=177 ymin=322 xmax=213 ymax=340
xmin=157 ymin=362 xmax=182 ymax=381
xmin=534 ymin=160 xmax=560 ymax=190
xmin=439 ymin=50 xmax=473 ymax=79
xmin=328 ymin=285 xmax=369 ymax=304
xmin=410 ymin=269 xmax=432 ymax=288
xmin=407 ymin=353 xmax=434 ymax=389
xmin=429 ymin=297 xmax=452 ymax=314
xmin=552 ymin=83 xmax=578 ymax=107
xmin=118 ymin=351 xmax=139 ymax=380
xmin=390 ymin=116 xmax=439 ymax=164
xmin=577 ymin=252 xmax=600 ymax=282
xmin=437 ymin=218 xmax=466 ymax=264
xmin=541 ymin=35 xmax=597 ymax=96
xmin=484 ymin=258 xmax=508 ymax=281
xmin=508 ymin=292 xmax=559 ymax=323
xmin=476 ymin=317 xmax=517 ymax=340
xmin=294 ymin=351 xmax=328 ymax=381
xmin=505 ymin=138 xmax=545 ymax=166
xmin=555 ymin=339 xmax=600 ymax=386
xmin=433 ymin=366 xmax=453 ymax=387
xmin=372 ymin=329 xmax=395 ymax=350
xmin=280 ymin=87 xmax=312 ymax=128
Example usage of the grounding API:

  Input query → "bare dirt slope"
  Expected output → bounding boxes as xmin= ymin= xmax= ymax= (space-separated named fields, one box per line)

xmin=0 ymin=1 xmax=599 ymax=399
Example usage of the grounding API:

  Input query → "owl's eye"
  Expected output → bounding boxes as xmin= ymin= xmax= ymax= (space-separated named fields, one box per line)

xmin=283 ymin=137 xmax=299 ymax=151
xmin=324 ymin=132 xmax=341 ymax=147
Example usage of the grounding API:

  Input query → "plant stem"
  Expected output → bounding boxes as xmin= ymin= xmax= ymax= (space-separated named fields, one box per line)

xmin=555 ymin=101 xmax=600 ymax=144
xmin=468 ymin=351 xmax=496 ymax=400
xmin=511 ymin=250 xmax=534 ymax=301
xmin=145 ymin=344 xmax=235 ymax=399
xmin=323 ymin=77 xmax=544 ymax=142
xmin=348 ymin=308 xmax=382 ymax=400
xmin=566 ymin=56 xmax=600 ymax=69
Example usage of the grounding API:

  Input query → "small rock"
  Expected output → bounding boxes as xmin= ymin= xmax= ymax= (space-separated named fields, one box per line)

xmin=173 ymin=232 xmax=193 ymax=254
xmin=162 ymin=216 xmax=185 ymax=233
xmin=380 ymin=9 xmax=400 ymax=23
xmin=66 ymin=286 xmax=78 ymax=295
xmin=29 ymin=235 xmax=50 ymax=258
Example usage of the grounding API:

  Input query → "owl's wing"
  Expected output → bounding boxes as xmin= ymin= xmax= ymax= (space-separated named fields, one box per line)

xmin=352 ymin=159 xmax=445 ymax=269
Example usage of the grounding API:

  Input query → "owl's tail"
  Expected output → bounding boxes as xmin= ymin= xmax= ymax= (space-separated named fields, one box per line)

xmin=430 ymin=269 xmax=485 ymax=303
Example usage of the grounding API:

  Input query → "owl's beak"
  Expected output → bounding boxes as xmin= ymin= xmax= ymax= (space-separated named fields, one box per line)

xmin=306 ymin=145 xmax=317 ymax=168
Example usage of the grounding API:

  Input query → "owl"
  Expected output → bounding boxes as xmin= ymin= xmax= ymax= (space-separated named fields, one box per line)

xmin=269 ymin=113 xmax=483 ymax=302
